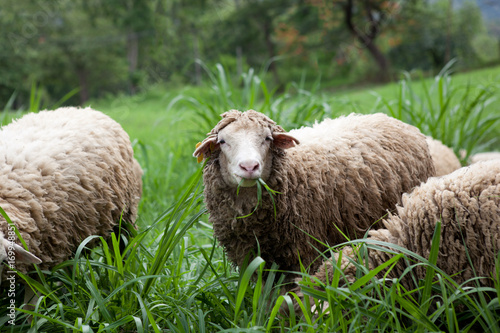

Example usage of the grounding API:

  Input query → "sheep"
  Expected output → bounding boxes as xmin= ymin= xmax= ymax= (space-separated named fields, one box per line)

xmin=193 ymin=110 xmax=436 ymax=283
xmin=425 ymin=136 xmax=461 ymax=176
xmin=469 ymin=152 xmax=500 ymax=164
xmin=309 ymin=160 xmax=500 ymax=296
xmin=0 ymin=107 xmax=143 ymax=284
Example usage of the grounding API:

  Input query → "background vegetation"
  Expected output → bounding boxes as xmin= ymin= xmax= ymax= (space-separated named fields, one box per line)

xmin=1 ymin=0 xmax=499 ymax=107
xmin=1 ymin=0 xmax=500 ymax=331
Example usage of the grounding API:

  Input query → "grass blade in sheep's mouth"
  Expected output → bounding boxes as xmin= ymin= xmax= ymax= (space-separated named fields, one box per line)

xmin=236 ymin=178 xmax=281 ymax=219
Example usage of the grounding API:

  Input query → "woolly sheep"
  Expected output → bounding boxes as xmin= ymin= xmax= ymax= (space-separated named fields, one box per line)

xmin=310 ymin=160 xmax=500 ymax=294
xmin=193 ymin=110 xmax=436 ymax=283
xmin=425 ymin=136 xmax=461 ymax=176
xmin=0 ymin=107 xmax=143 ymax=282
xmin=469 ymin=152 xmax=500 ymax=164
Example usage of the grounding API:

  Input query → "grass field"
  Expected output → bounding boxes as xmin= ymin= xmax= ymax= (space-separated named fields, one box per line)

xmin=1 ymin=64 xmax=500 ymax=332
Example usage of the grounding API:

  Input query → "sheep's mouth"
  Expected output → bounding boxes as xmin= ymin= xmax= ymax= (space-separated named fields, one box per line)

xmin=234 ymin=174 xmax=258 ymax=187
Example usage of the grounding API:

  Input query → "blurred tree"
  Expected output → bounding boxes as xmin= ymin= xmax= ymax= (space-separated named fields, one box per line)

xmin=388 ymin=1 xmax=450 ymax=70
xmin=388 ymin=0 xmax=493 ymax=72
xmin=454 ymin=1 xmax=489 ymax=67
xmin=1 ymin=0 xmax=497 ymax=108
xmin=309 ymin=0 xmax=406 ymax=82
xmin=1 ymin=0 xmax=130 ymax=106
xmin=142 ymin=0 xmax=215 ymax=85
xmin=80 ymin=0 xmax=155 ymax=94
xmin=342 ymin=0 xmax=395 ymax=81
xmin=207 ymin=0 xmax=297 ymax=84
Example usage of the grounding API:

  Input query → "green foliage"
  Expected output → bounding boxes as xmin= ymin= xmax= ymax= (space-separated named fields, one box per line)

xmin=377 ymin=60 xmax=500 ymax=163
xmin=1 ymin=168 xmax=208 ymax=332
xmin=1 ymin=0 xmax=130 ymax=107
xmin=296 ymin=234 xmax=500 ymax=332
xmin=2 ymin=0 xmax=499 ymax=107
xmin=1 ymin=82 xmax=78 ymax=125
xmin=388 ymin=0 xmax=497 ymax=72
xmin=169 ymin=62 xmax=340 ymax=139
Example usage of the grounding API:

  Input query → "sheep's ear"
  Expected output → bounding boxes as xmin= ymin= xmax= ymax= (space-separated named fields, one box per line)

xmin=8 ymin=243 xmax=42 ymax=264
xmin=193 ymin=135 xmax=219 ymax=162
xmin=273 ymin=133 xmax=299 ymax=149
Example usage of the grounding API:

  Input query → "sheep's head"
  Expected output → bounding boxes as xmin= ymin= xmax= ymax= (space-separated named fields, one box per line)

xmin=193 ymin=110 xmax=299 ymax=187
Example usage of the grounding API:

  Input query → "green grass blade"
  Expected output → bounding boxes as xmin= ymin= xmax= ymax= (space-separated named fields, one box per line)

xmin=233 ymin=256 xmax=265 ymax=322
xmin=420 ymin=221 xmax=442 ymax=315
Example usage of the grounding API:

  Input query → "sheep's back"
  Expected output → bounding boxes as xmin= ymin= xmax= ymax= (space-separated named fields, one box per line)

xmin=0 ymin=107 xmax=142 ymax=271
xmin=282 ymin=113 xmax=435 ymax=242
xmin=425 ymin=136 xmax=461 ymax=176
xmin=377 ymin=161 xmax=500 ymax=286
xmin=470 ymin=152 xmax=500 ymax=164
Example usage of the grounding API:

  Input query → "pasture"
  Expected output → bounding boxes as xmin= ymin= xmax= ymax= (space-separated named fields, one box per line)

xmin=1 ymin=64 xmax=500 ymax=332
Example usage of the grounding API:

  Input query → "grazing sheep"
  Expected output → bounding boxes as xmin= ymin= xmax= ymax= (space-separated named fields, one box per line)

xmin=425 ymin=137 xmax=461 ymax=176
xmin=310 ymin=160 xmax=500 ymax=293
xmin=469 ymin=152 xmax=500 ymax=164
xmin=0 ymin=107 xmax=143 ymax=282
xmin=193 ymin=110 xmax=435 ymax=282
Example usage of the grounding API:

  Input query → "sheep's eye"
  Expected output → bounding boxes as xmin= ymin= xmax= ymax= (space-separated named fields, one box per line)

xmin=218 ymin=139 xmax=226 ymax=145
xmin=265 ymin=136 xmax=272 ymax=141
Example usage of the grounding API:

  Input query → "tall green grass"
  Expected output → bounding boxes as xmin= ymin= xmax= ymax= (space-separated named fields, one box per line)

xmin=1 ymin=82 xmax=79 ymax=126
xmin=167 ymin=61 xmax=340 ymax=136
xmin=376 ymin=60 xmax=500 ymax=163
xmin=294 ymin=228 xmax=500 ymax=332
xmin=1 ymin=63 xmax=500 ymax=331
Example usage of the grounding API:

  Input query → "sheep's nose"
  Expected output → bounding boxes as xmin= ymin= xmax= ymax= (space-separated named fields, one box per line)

xmin=239 ymin=161 xmax=260 ymax=173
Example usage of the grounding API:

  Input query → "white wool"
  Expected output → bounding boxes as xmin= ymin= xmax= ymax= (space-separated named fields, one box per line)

xmin=0 ymin=107 xmax=143 ymax=276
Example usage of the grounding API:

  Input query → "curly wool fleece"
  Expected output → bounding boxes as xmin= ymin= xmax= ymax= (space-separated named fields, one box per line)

xmin=0 ymin=107 xmax=142 ymax=277
xmin=314 ymin=160 xmax=500 ymax=290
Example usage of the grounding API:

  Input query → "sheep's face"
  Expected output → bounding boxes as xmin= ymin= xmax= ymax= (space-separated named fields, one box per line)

xmin=194 ymin=110 xmax=299 ymax=188
xmin=217 ymin=122 xmax=274 ymax=187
